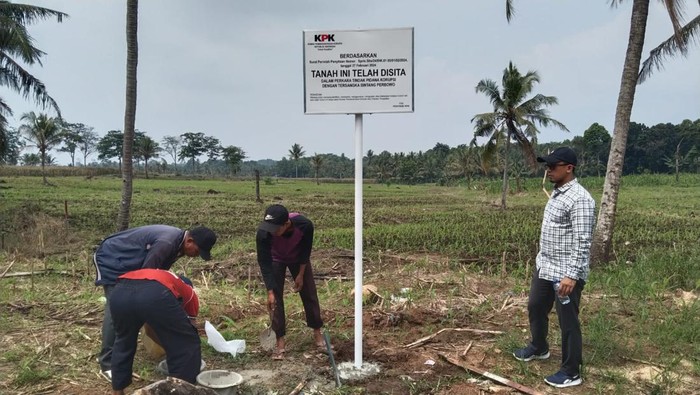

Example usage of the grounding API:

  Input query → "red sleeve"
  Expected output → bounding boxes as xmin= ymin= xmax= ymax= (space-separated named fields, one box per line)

xmin=173 ymin=279 xmax=199 ymax=317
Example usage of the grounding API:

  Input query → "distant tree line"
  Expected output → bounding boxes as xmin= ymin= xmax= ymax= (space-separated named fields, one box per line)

xmin=1 ymin=117 xmax=698 ymax=183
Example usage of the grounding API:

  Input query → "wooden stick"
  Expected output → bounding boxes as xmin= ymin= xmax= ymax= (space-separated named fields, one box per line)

xmin=201 ymin=272 xmax=209 ymax=290
xmin=287 ymin=377 xmax=309 ymax=395
xmin=501 ymin=251 xmax=507 ymax=278
xmin=1 ymin=270 xmax=74 ymax=279
xmin=542 ymin=169 xmax=550 ymax=198
xmin=460 ymin=341 xmax=473 ymax=359
xmin=440 ymin=353 xmax=543 ymax=395
xmin=247 ymin=266 xmax=252 ymax=301
xmin=0 ymin=260 xmax=15 ymax=278
xmin=405 ymin=327 xmax=503 ymax=348
xmin=499 ymin=295 xmax=511 ymax=312
xmin=315 ymin=275 xmax=353 ymax=281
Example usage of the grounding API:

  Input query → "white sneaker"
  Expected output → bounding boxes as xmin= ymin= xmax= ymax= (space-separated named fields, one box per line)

xmin=100 ymin=369 xmax=112 ymax=382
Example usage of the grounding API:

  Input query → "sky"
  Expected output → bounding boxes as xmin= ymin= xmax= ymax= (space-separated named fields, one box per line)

xmin=6 ymin=0 xmax=700 ymax=164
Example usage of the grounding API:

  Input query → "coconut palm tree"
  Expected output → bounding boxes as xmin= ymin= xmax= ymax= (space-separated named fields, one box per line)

xmin=310 ymin=153 xmax=324 ymax=185
xmin=288 ymin=143 xmax=305 ymax=178
xmin=471 ymin=61 xmax=568 ymax=209
xmin=0 ymin=1 xmax=67 ymax=135
xmin=117 ymin=0 xmax=138 ymax=231
xmin=591 ymin=0 xmax=695 ymax=264
xmin=18 ymin=111 xmax=61 ymax=184
xmin=137 ymin=136 xmax=160 ymax=179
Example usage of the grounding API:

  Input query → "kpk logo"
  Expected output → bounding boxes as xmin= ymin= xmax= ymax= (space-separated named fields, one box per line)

xmin=314 ymin=34 xmax=335 ymax=42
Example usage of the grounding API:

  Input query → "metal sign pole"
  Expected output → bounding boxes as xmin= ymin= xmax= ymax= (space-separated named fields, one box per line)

xmin=353 ymin=113 xmax=364 ymax=368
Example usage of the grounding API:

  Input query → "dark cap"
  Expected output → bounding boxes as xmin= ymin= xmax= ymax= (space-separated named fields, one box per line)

xmin=258 ymin=204 xmax=289 ymax=233
xmin=537 ymin=147 xmax=577 ymax=166
xmin=189 ymin=226 xmax=216 ymax=261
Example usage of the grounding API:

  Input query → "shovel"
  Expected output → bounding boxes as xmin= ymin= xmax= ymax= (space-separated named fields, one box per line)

xmin=259 ymin=310 xmax=276 ymax=352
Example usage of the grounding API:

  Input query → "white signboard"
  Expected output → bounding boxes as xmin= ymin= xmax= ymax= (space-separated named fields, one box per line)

xmin=303 ymin=28 xmax=414 ymax=114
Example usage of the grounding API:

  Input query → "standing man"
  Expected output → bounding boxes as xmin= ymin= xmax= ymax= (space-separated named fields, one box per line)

xmin=93 ymin=225 xmax=216 ymax=381
xmin=256 ymin=204 xmax=325 ymax=360
xmin=109 ymin=269 xmax=201 ymax=395
xmin=513 ymin=147 xmax=595 ymax=388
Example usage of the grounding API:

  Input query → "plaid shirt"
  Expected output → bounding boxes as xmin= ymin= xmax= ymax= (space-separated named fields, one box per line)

xmin=536 ymin=178 xmax=596 ymax=282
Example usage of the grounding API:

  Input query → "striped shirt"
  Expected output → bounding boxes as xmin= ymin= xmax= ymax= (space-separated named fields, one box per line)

xmin=536 ymin=178 xmax=596 ymax=282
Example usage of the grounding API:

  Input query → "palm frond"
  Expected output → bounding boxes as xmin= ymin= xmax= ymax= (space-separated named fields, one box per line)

xmin=0 ymin=95 xmax=13 ymax=117
xmin=471 ymin=112 xmax=502 ymax=140
xmin=0 ymin=18 xmax=46 ymax=65
xmin=0 ymin=2 xmax=67 ymax=25
xmin=519 ymin=94 xmax=559 ymax=112
xmin=523 ymin=124 xmax=539 ymax=143
xmin=0 ymin=53 xmax=60 ymax=115
xmin=661 ymin=0 xmax=687 ymax=45
xmin=639 ymin=13 xmax=700 ymax=83
xmin=505 ymin=0 xmax=515 ymax=22
xmin=505 ymin=120 xmax=537 ymax=168
xmin=475 ymin=79 xmax=504 ymax=108
xmin=524 ymin=110 xmax=570 ymax=132
xmin=481 ymin=134 xmax=502 ymax=170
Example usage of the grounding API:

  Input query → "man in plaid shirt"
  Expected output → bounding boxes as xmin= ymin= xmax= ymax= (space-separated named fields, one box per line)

xmin=513 ymin=147 xmax=595 ymax=388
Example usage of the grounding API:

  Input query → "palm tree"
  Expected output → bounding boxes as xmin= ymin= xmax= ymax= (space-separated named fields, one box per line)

xmin=137 ymin=136 xmax=160 ymax=179
xmin=288 ymin=143 xmax=305 ymax=178
xmin=310 ymin=153 xmax=324 ymax=185
xmin=117 ymin=0 xmax=138 ymax=231
xmin=0 ymin=1 xmax=67 ymax=134
xmin=447 ymin=145 xmax=479 ymax=185
xmin=18 ymin=111 xmax=61 ymax=184
xmin=471 ymin=62 xmax=568 ymax=209
xmin=591 ymin=0 xmax=695 ymax=264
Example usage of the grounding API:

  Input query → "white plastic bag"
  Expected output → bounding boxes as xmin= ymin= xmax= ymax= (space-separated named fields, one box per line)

xmin=204 ymin=320 xmax=246 ymax=357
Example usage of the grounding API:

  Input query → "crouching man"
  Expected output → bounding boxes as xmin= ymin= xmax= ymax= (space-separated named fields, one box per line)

xmin=109 ymin=269 xmax=201 ymax=395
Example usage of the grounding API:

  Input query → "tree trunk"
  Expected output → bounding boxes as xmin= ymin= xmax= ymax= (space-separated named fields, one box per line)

xmin=255 ymin=169 xmax=263 ymax=202
xmin=501 ymin=136 xmax=510 ymax=210
xmin=145 ymin=158 xmax=149 ymax=179
xmin=117 ymin=0 xmax=138 ymax=231
xmin=40 ymin=147 xmax=47 ymax=185
xmin=591 ymin=0 xmax=649 ymax=265
xmin=674 ymin=140 xmax=682 ymax=182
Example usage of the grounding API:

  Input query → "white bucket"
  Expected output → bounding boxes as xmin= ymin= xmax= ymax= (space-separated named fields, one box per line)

xmin=196 ymin=370 xmax=243 ymax=395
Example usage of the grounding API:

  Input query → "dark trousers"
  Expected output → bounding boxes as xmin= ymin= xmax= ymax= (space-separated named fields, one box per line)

xmin=527 ymin=269 xmax=585 ymax=376
xmin=271 ymin=261 xmax=323 ymax=338
xmin=99 ymin=284 xmax=115 ymax=371
xmin=109 ymin=279 xmax=201 ymax=391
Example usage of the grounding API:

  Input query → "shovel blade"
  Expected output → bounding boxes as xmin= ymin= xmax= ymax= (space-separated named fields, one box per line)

xmin=259 ymin=327 xmax=276 ymax=351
